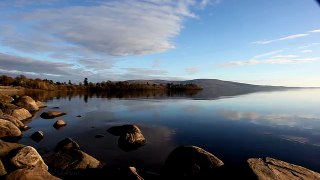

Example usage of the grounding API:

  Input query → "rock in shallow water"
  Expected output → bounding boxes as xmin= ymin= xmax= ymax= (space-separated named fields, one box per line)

xmin=53 ymin=120 xmax=67 ymax=129
xmin=30 ymin=131 xmax=44 ymax=142
xmin=247 ymin=157 xmax=320 ymax=180
xmin=54 ymin=138 xmax=80 ymax=152
xmin=107 ymin=124 xmax=146 ymax=152
xmin=35 ymin=100 xmax=47 ymax=108
xmin=162 ymin=146 xmax=224 ymax=178
xmin=40 ymin=111 xmax=66 ymax=119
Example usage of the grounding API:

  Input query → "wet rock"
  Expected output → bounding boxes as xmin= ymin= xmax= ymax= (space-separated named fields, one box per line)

xmin=5 ymin=167 xmax=61 ymax=180
xmin=30 ymin=131 xmax=44 ymax=142
xmin=10 ymin=108 xmax=32 ymax=121
xmin=162 ymin=146 xmax=224 ymax=178
xmin=94 ymin=134 xmax=104 ymax=138
xmin=46 ymin=138 xmax=101 ymax=170
xmin=120 ymin=166 xmax=144 ymax=180
xmin=76 ymin=115 xmax=82 ymax=117
xmin=14 ymin=96 xmax=39 ymax=111
xmin=45 ymin=149 xmax=101 ymax=170
xmin=35 ymin=100 xmax=47 ymax=108
xmin=54 ymin=138 xmax=80 ymax=152
xmin=0 ymin=140 xmax=24 ymax=158
xmin=0 ymin=159 xmax=7 ymax=176
xmin=107 ymin=124 xmax=146 ymax=151
xmin=247 ymin=157 xmax=320 ymax=180
xmin=0 ymin=114 xmax=24 ymax=129
xmin=40 ymin=111 xmax=66 ymax=119
xmin=0 ymin=93 xmax=14 ymax=104
xmin=53 ymin=120 xmax=67 ymax=128
xmin=0 ymin=119 xmax=22 ymax=139
xmin=10 ymin=146 xmax=48 ymax=170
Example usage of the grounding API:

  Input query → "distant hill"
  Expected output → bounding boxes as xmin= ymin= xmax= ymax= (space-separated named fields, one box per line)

xmin=126 ymin=79 xmax=295 ymax=99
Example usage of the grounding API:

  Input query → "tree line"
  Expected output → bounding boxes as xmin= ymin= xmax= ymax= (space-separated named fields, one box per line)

xmin=0 ymin=75 xmax=202 ymax=91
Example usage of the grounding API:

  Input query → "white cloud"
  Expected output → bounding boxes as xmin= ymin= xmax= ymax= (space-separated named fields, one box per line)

xmin=1 ymin=0 xmax=202 ymax=57
xmin=253 ymin=50 xmax=283 ymax=59
xmin=253 ymin=33 xmax=309 ymax=45
xmin=309 ymin=29 xmax=320 ymax=33
xmin=221 ymin=57 xmax=320 ymax=67
xmin=301 ymin=50 xmax=313 ymax=53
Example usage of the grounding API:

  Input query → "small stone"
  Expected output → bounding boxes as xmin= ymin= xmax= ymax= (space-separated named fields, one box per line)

xmin=94 ymin=134 xmax=104 ymax=138
xmin=40 ymin=111 xmax=66 ymax=119
xmin=53 ymin=120 xmax=67 ymax=129
xmin=54 ymin=138 xmax=80 ymax=152
xmin=30 ymin=131 xmax=44 ymax=142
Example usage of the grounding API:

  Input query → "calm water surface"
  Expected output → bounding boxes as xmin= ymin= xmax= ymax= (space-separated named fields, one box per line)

xmin=20 ymin=89 xmax=320 ymax=172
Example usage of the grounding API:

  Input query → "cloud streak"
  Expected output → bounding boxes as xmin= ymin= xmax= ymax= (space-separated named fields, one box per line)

xmin=253 ymin=33 xmax=309 ymax=45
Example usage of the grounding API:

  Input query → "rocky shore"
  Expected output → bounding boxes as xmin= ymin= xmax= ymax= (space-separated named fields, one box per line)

xmin=0 ymin=93 xmax=319 ymax=179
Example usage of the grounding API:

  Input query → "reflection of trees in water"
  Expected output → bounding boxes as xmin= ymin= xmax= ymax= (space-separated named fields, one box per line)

xmin=21 ymin=89 xmax=202 ymax=102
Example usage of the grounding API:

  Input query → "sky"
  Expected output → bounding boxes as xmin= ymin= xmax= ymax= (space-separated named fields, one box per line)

xmin=0 ymin=0 xmax=320 ymax=87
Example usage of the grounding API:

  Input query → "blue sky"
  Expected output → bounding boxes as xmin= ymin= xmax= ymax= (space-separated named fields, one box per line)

xmin=0 ymin=0 xmax=319 ymax=86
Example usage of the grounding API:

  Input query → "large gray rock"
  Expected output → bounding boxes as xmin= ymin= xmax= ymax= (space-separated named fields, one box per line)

xmin=162 ymin=146 xmax=224 ymax=177
xmin=10 ymin=108 xmax=32 ymax=121
xmin=0 ymin=93 xmax=14 ymax=104
xmin=0 ymin=140 xmax=24 ymax=158
xmin=247 ymin=157 xmax=320 ymax=180
xmin=5 ymin=167 xmax=61 ymax=180
xmin=40 ymin=111 xmax=66 ymax=119
xmin=14 ymin=95 xmax=39 ymax=111
xmin=108 ymin=124 xmax=146 ymax=151
xmin=0 ymin=119 xmax=21 ymax=138
xmin=10 ymin=146 xmax=48 ymax=170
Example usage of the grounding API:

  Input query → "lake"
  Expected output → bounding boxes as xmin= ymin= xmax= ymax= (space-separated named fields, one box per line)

xmin=19 ymin=89 xmax=320 ymax=173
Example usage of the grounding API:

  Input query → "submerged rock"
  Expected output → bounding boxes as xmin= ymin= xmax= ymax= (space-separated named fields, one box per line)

xmin=10 ymin=146 xmax=48 ymax=170
xmin=30 ymin=131 xmax=44 ymax=142
xmin=0 ymin=119 xmax=22 ymax=139
xmin=94 ymin=134 xmax=104 ymax=138
xmin=5 ymin=167 xmax=61 ymax=180
xmin=53 ymin=120 xmax=67 ymax=129
xmin=162 ymin=146 xmax=224 ymax=178
xmin=14 ymin=96 xmax=39 ymax=111
xmin=35 ymin=100 xmax=47 ymax=108
xmin=40 ymin=111 xmax=66 ymax=119
xmin=247 ymin=157 xmax=320 ymax=180
xmin=54 ymin=138 xmax=80 ymax=152
xmin=107 ymin=124 xmax=146 ymax=152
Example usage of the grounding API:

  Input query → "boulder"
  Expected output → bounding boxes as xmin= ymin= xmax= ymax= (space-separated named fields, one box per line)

xmin=10 ymin=108 xmax=32 ymax=121
xmin=0 ymin=119 xmax=22 ymax=139
xmin=14 ymin=96 xmax=39 ymax=111
xmin=247 ymin=157 xmax=320 ymax=180
xmin=120 ymin=166 xmax=144 ymax=180
xmin=5 ymin=167 xmax=61 ymax=180
xmin=53 ymin=120 xmax=67 ymax=128
xmin=30 ymin=131 xmax=44 ymax=142
xmin=35 ymin=100 xmax=47 ymax=108
xmin=107 ymin=125 xmax=146 ymax=151
xmin=54 ymin=138 xmax=80 ymax=152
xmin=0 ymin=114 xmax=24 ymax=129
xmin=0 ymin=140 xmax=24 ymax=158
xmin=162 ymin=146 xmax=224 ymax=177
xmin=40 ymin=111 xmax=66 ymax=119
xmin=0 ymin=159 xmax=7 ymax=176
xmin=10 ymin=146 xmax=48 ymax=170
xmin=0 ymin=93 xmax=14 ymax=104
xmin=0 ymin=103 xmax=19 ymax=115
xmin=45 ymin=149 xmax=101 ymax=170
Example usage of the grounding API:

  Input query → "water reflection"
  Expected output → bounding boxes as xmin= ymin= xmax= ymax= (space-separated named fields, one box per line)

xmin=16 ymin=89 xmax=320 ymax=173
